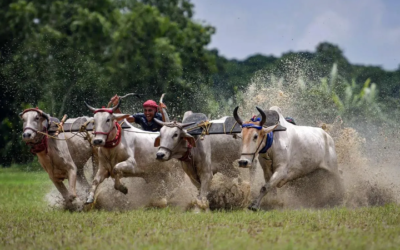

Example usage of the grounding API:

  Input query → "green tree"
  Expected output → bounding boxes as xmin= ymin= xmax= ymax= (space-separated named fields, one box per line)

xmin=0 ymin=0 xmax=216 ymax=166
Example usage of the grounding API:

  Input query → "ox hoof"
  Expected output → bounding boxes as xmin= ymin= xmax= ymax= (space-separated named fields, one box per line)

xmin=117 ymin=186 xmax=128 ymax=195
xmin=85 ymin=197 xmax=94 ymax=204
xmin=150 ymin=198 xmax=168 ymax=208
xmin=248 ymin=202 xmax=259 ymax=212
xmin=248 ymin=206 xmax=259 ymax=212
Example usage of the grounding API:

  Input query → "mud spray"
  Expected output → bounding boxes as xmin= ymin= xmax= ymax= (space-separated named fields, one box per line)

xmin=46 ymin=62 xmax=400 ymax=211
xmin=45 ymin=155 xmax=251 ymax=211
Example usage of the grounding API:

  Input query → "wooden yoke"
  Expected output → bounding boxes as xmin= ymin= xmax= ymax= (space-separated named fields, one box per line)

xmin=159 ymin=93 xmax=170 ymax=122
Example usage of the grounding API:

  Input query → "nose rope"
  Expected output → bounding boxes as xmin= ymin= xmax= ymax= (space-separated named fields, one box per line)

xmin=158 ymin=138 xmax=193 ymax=162
xmin=23 ymin=126 xmax=39 ymax=133
xmin=240 ymin=134 xmax=266 ymax=162
xmin=93 ymin=122 xmax=122 ymax=148
xmin=24 ymin=126 xmax=48 ymax=154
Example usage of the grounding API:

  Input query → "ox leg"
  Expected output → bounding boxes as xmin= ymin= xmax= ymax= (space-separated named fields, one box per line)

xmin=249 ymin=161 xmax=258 ymax=188
xmin=198 ymin=172 xmax=212 ymax=210
xmin=67 ymin=169 xmax=78 ymax=199
xmin=52 ymin=179 xmax=75 ymax=204
xmin=86 ymin=166 xmax=108 ymax=204
xmin=76 ymin=166 xmax=90 ymax=189
xmin=91 ymin=148 xmax=99 ymax=179
xmin=182 ymin=163 xmax=201 ymax=189
xmin=113 ymin=159 xmax=142 ymax=194
xmin=249 ymin=166 xmax=292 ymax=211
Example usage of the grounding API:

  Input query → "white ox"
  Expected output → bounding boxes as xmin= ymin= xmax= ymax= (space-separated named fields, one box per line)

xmin=233 ymin=106 xmax=343 ymax=210
xmin=154 ymin=112 xmax=243 ymax=210
xmin=20 ymin=108 xmax=95 ymax=206
xmin=84 ymin=101 xmax=177 ymax=207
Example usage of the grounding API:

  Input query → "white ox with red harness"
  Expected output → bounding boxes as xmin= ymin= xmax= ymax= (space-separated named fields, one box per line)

xmin=84 ymin=101 xmax=178 ymax=207
xmin=233 ymin=106 xmax=342 ymax=210
xmin=20 ymin=108 xmax=95 ymax=206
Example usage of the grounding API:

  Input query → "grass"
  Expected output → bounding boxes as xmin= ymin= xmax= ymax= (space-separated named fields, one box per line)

xmin=1 ymin=168 xmax=400 ymax=250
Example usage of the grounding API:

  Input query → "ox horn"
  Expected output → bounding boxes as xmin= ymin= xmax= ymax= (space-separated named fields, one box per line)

xmin=111 ymin=99 xmax=121 ymax=112
xmin=181 ymin=122 xmax=195 ymax=129
xmin=84 ymin=101 xmax=97 ymax=113
xmin=256 ymin=106 xmax=266 ymax=127
xmin=154 ymin=118 xmax=167 ymax=126
xmin=233 ymin=106 xmax=243 ymax=125
xmin=41 ymin=111 xmax=51 ymax=122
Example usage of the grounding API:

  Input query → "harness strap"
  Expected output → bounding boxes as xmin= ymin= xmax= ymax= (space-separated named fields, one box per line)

xmin=178 ymin=140 xmax=193 ymax=162
xmin=259 ymin=132 xmax=274 ymax=154
xmin=103 ymin=122 xmax=122 ymax=148
xmin=240 ymin=134 xmax=266 ymax=162
xmin=94 ymin=107 xmax=114 ymax=114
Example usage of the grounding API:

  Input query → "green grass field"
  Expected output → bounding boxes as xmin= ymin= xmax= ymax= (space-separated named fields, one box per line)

xmin=1 ymin=168 xmax=400 ymax=250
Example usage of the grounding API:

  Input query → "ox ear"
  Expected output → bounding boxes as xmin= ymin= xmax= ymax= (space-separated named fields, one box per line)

xmin=113 ymin=114 xmax=130 ymax=121
xmin=154 ymin=136 xmax=161 ymax=147
xmin=181 ymin=130 xmax=196 ymax=147
xmin=263 ymin=124 xmax=278 ymax=134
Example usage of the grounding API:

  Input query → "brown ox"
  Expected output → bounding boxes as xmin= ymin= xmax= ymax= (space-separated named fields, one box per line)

xmin=20 ymin=108 xmax=94 ymax=206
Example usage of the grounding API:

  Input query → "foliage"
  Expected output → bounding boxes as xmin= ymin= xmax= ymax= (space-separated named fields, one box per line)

xmin=0 ymin=0 xmax=215 ymax=165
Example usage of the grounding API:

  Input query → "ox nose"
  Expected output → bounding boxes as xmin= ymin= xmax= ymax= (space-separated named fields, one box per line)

xmin=23 ymin=132 xmax=31 ymax=139
xmin=238 ymin=160 xmax=249 ymax=168
xmin=93 ymin=139 xmax=103 ymax=146
xmin=156 ymin=152 xmax=165 ymax=160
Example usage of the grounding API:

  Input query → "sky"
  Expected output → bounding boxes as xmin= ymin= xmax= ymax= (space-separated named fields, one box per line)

xmin=191 ymin=0 xmax=400 ymax=70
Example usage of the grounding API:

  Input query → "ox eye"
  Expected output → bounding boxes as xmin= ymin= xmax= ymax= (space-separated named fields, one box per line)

xmin=173 ymin=133 xmax=178 ymax=138
xmin=106 ymin=118 xmax=110 ymax=122
xmin=35 ymin=116 xmax=39 ymax=121
xmin=253 ymin=135 xmax=258 ymax=140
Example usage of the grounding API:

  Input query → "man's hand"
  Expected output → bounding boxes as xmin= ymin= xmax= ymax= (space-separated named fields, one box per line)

xmin=110 ymin=94 xmax=120 ymax=107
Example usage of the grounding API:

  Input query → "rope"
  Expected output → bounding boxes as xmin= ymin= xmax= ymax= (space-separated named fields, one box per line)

xmin=183 ymin=119 xmax=241 ymax=135
xmin=123 ymin=130 xmax=160 ymax=134
xmin=79 ymin=119 xmax=95 ymax=145
xmin=229 ymin=121 xmax=238 ymax=134
xmin=35 ymin=119 xmax=95 ymax=149
xmin=186 ymin=120 xmax=211 ymax=134
xmin=35 ymin=121 xmax=81 ymax=140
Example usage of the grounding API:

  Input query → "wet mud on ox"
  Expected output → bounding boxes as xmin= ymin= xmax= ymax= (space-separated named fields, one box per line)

xmin=234 ymin=106 xmax=344 ymax=211
xmin=84 ymin=100 xmax=175 ymax=208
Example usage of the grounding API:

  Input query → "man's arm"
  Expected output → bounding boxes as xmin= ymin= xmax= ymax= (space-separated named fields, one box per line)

xmin=110 ymin=94 xmax=135 ymax=123
xmin=126 ymin=116 xmax=135 ymax=123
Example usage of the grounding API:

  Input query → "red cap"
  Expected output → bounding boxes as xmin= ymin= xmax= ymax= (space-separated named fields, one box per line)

xmin=143 ymin=100 xmax=158 ymax=110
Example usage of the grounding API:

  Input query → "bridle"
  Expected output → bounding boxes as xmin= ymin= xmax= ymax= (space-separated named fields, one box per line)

xmin=92 ymin=108 xmax=122 ymax=148
xmin=20 ymin=108 xmax=50 ymax=154
xmin=241 ymin=128 xmax=267 ymax=163
xmin=240 ymin=121 xmax=273 ymax=163
xmin=233 ymin=107 xmax=278 ymax=163
xmin=159 ymin=138 xmax=193 ymax=162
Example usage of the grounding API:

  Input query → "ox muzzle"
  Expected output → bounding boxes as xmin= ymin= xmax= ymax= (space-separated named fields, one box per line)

xmin=22 ymin=127 xmax=40 ymax=141
xmin=93 ymin=138 xmax=106 ymax=146
xmin=238 ymin=157 xmax=252 ymax=168
xmin=156 ymin=147 xmax=171 ymax=161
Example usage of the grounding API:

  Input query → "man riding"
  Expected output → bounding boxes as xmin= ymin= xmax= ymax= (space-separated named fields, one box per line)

xmin=109 ymin=95 xmax=164 ymax=132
